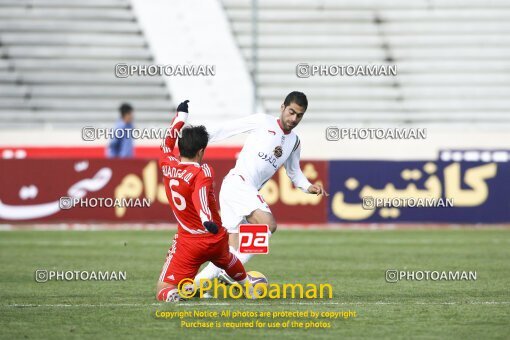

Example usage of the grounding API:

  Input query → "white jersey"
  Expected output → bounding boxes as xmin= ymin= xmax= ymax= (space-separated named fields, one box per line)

xmin=208 ymin=114 xmax=311 ymax=192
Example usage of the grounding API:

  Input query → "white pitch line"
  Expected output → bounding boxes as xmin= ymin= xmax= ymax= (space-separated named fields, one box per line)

xmin=3 ymin=301 xmax=509 ymax=308
xmin=4 ymin=303 xmax=161 ymax=308
xmin=178 ymin=301 xmax=510 ymax=306
xmin=0 ymin=238 xmax=508 ymax=247
xmin=176 ymin=301 xmax=342 ymax=306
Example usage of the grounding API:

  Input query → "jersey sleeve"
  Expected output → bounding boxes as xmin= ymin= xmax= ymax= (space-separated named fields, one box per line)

xmin=283 ymin=137 xmax=313 ymax=193
xmin=208 ymin=113 xmax=267 ymax=143
xmin=191 ymin=164 xmax=215 ymax=223
xmin=160 ymin=111 xmax=188 ymax=156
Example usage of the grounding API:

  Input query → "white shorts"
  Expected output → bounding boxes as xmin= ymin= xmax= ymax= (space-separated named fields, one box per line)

xmin=219 ymin=173 xmax=272 ymax=233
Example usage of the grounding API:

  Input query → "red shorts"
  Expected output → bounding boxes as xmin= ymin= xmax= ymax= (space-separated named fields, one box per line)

xmin=158 ymin=230 xmax=234 ymax=285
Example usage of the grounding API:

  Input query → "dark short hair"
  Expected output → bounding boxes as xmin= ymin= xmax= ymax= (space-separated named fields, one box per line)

xmin=283 ymin=91 xmax=308 ymax=111
xmin=119 ymin=103 xmax=133 ymax=117
xmin=178 ymin=125 xmax=209 ymax=158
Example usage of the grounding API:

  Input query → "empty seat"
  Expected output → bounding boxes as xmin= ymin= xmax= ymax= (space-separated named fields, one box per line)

xmin=222 ymin=0 xmax=510 ymax=124
xmin=0 ymin=0 xmax=172 ymax=128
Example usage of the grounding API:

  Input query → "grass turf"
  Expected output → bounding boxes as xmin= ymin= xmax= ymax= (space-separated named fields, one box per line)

xmin=0 ymin=229 xmax=509 ymax=339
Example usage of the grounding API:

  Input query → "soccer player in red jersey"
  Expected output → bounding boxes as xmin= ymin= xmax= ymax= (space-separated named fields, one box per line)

xmin=156 ymin=100 xmax=250 ymax=302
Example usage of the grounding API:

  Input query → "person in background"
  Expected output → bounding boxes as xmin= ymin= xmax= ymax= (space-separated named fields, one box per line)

xmin=107 ymin=103 xmax=134 ymax=158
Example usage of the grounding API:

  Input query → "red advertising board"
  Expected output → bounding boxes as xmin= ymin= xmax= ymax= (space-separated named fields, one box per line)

xmin=0 ymin=159 xmax=328 ymax=224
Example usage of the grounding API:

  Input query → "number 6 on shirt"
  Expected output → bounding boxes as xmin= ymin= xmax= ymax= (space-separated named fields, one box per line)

xmin=169 ymin=179 xmax=186 ymax=211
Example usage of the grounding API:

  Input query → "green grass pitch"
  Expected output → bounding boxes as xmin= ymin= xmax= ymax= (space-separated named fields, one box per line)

xmin=0 ymin=229 xmax=509 ymax=339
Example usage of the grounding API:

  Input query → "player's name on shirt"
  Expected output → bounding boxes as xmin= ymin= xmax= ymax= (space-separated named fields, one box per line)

xmin=161 ymin=165 xmax=194 ymax=184
xmin=258 ymin=151 xmax=279 ymax=169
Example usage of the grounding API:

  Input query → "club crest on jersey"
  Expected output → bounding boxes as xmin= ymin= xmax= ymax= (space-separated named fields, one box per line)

xmin=273 ymin=146 xmax=283 ymax=158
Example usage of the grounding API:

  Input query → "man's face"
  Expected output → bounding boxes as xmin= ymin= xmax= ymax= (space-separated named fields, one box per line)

xmin=123 ymin=112 xmax=133 ymax=124
xmin=280 ymin=102 xmax=306 ymax=131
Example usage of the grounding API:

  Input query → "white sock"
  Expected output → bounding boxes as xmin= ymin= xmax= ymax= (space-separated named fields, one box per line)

xmin=236 ymin=250 xmax=254 ymax=264
xmin=194 ymin=262 xmax=222 ymax=287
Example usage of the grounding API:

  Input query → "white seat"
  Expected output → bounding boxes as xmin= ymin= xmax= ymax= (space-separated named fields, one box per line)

xmin=232 ymin=22 xmax=379 ymax=35
xmin=7 ymin=46 xmax=152 ymax=59
xmin=0 ymin=8 xmax=134 ymax=20
xmin=0 ymin=20 xmax=140 ymax=33
xmin=29 ymin=98 xmax=172 ymax=111
xmin=1 ymin=33 xmax=145 ymax=47
xmin=21 ymin=72 xmax=164 ymax=85
xmin=12 ymin=59 xmax=152 ymax=71
xmin=0 ymin=0 xmax=173 ymax=128
xmin=31 ymin=85 xmax=168 ymax=98
xmin=222 ymin=0 xmax=510 ymax=125
xmin=0 ymin=85 xmax=28 ymax=97
xmin=0 ymin=71 xmax=21 ymax=83
xmin=0 ymin=0 xmax=130 ymax=8
xmin=0 ymin=98 xmax=30 ymax=109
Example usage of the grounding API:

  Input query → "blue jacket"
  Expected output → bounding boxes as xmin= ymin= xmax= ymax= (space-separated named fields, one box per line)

xmin=107 ymin=120 xmax=134 ymax=158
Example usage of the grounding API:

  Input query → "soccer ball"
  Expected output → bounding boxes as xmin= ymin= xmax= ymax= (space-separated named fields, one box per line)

xmin=247 ymin=271 xmax=269 ymax=299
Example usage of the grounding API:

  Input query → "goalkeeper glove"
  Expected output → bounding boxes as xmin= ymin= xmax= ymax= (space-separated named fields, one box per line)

xmin=203 ymin=221 xmax=219 ymax=234
xmin=176 ymin=100 xmax=190 ymax=113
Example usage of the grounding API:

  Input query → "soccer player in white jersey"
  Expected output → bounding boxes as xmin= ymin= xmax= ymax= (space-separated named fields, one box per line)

xmin=195 ymin=91 xmax=328 ymax=286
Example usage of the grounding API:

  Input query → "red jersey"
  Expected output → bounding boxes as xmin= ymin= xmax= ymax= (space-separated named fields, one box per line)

xmin=159 ymin=111 xmax=225 ymax=236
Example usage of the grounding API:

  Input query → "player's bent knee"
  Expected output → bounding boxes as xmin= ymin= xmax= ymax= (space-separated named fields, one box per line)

xmin=246 ymin=210 xmax=277 ymax=234
xmin=247 ymin=210 xmax=275 ymax=225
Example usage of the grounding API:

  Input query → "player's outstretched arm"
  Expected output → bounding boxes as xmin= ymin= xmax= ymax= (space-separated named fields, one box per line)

xmin=208 ymin=113 xmax=266 ymax=143
xmin=284 ymin=139 xmax=329 ymax=196
xmin=161 ymin=100 xmax=189 ymax=155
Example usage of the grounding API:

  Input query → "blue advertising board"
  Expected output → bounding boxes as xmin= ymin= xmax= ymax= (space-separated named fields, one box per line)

xmin=328 ymin=160 xmax=508 ymax=223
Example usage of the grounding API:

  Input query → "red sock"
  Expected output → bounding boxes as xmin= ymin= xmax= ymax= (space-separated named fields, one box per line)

xmin=225 ymin=255 xmax=247 ymax=282
xmin=157 ymin=287 xmax=178 ymax=301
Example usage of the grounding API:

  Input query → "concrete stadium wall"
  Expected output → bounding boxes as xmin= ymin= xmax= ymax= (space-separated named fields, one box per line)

xmin=1 ymin=126 xmax=509 ymax=160
xmin=130 ymin=0 xmax=255 ymax=118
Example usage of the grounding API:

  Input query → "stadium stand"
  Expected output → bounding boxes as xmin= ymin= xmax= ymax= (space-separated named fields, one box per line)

xmin=221 ymin=0 xmax=510 ymax=125
xmin=0 ymin=0 xmax=172 ymax=128
xmin=2 ymin=0 xmax=509 ymax=129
